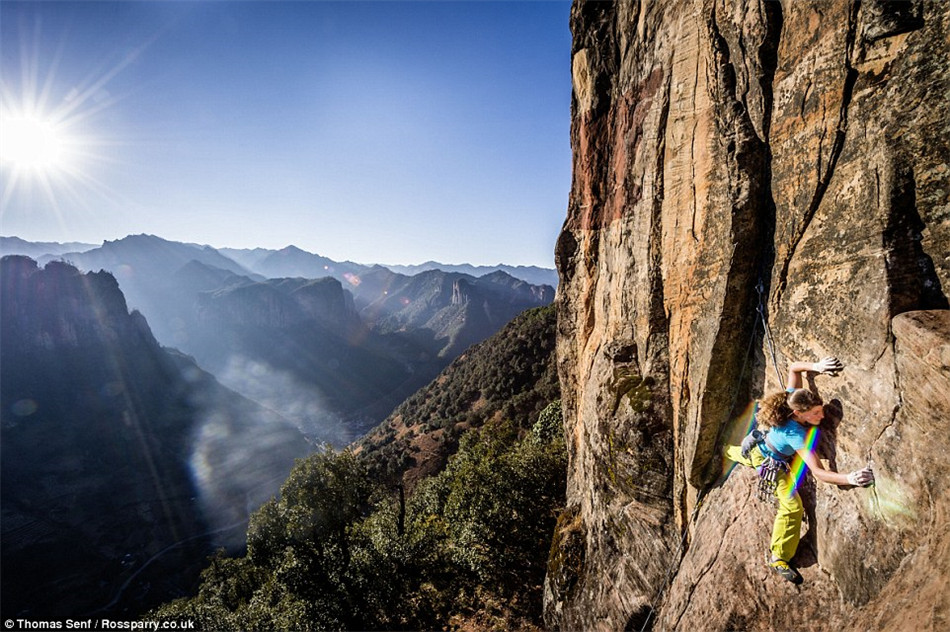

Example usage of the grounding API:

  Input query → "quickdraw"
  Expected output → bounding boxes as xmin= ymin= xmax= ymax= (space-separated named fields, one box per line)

xmin=757 ymin=456 xmax=789 ymax=503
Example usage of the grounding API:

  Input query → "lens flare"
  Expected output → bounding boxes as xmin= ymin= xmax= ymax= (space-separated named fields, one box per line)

xmin=785 ymin=425 xmax=820 ymax=498
xmin=867 ymin=473 xmax=917 ymax=527
xmin=1 ymin=12 xmax=162 ymax=231
xmin=719 ymin=400 xmax=758 ymax=480
xmin=1 ymin=115 xmax=67 ymax=170
xmin=11 ymin=398 xmax=38 ymax=417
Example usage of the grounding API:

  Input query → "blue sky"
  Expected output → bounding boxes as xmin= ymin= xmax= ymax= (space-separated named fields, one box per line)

xmin=0 ymin=1 xmax=572 ymax=267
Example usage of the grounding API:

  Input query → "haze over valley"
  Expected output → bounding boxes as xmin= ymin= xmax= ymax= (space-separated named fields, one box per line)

xmin=2 ymin=234 xmax=555 ymax=442
xmin=0 ymin=235 xmax=556 ymax=618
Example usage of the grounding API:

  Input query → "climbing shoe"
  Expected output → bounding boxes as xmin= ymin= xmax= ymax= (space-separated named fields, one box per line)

xmin=768 ymin=558 xmax=802 ymax=584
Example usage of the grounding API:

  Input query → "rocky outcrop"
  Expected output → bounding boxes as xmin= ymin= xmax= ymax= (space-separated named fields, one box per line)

xmin=547 ymin=1 xmax=949 ymax=630
xmin=452 ymin=277 xmax=473 ymax=305
xmin=290 ymin=277 xmax=358 ymax=327
xmin=196 ymin=276 xmax=358 ymax=332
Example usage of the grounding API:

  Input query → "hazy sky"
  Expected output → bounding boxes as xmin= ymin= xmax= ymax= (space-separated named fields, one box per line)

xmin=0 ymin=1 xmax=572 ymax=267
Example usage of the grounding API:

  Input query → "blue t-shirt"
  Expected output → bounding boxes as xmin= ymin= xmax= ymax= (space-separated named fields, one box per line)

xmin=761 ymin=387 xmax=808 ymax=458
xmin=763 ymin=420 xmax=807 ymax=458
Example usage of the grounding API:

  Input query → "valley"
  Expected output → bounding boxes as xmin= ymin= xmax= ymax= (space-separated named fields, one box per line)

xmin=0 ymin=237 xmax=556 ymax=620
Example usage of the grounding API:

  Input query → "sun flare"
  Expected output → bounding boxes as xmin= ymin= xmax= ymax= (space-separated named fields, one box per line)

xmin=1 ymin=113 xmax=69 ymax=173
xmin=0 ymin=102 xmax=88 ymax=212
xmin=1 ymin=13 xmax=137 ymax=215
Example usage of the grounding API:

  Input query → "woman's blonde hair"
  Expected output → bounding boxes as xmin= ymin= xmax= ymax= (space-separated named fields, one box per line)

xmin=757 ymin=389 xmax=823 ymax=428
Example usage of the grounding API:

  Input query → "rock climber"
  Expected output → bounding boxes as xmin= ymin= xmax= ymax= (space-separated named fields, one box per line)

xmin=724 ymin=357 xmax=874 ymax=583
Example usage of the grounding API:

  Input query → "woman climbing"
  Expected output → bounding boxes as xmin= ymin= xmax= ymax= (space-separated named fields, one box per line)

xmin=725 ymin=357 xmax=874 ymax=583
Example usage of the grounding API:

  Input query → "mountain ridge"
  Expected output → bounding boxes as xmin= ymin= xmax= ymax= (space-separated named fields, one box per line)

xmin=0 ymin=236 xmax=98 ymax=259
xmin=8 ymin=234 xmax=554 ymax=445
xmin=3 ymin=235 xmax=557 ymax=288
xmin=0 ymin=255 xmax=311 ymax=619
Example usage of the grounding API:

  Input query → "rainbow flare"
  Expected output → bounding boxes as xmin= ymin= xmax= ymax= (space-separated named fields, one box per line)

xmin=718 ymin=400 xmax=759 ymax=481
xmin=786 ymin=425 xmax=820 ymax=498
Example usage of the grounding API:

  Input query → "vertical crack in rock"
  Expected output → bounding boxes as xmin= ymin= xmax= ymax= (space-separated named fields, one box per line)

xmin=800 ymin=79 xmax=813 ymax=119
xmin=871 ymin=334 xmax=903 ymax=461
xmin=775 ymin=0 xmax=861 ymax=304
xmin=757 ymin=0 xmax=783 ymax=140
xmin=690 ymin=0 xmax=780 ymax=492
xmin=648 ymin=73 xmax=673 ymax=375
xmin=735 ymin=2 xmax=752 ymax=109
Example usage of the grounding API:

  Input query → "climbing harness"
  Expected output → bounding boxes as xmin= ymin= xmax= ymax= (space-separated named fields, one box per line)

xmin=741 ymin=428 xmax=792 ymax=503
xmin=757 ymin=456 xmax=790 ymax=503
xmin=742 ymin=428 xmax=791 ymax=503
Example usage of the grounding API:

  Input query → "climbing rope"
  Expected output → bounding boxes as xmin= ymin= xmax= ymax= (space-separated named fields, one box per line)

xmin=756 ymin=278 xmax=785 ymax=391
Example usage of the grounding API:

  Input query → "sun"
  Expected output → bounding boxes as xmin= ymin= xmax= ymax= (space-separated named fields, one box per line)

xmin=1 ymin=113 xmax=70 ymax=173
xmin=0 ymin=103 xmax=85 ymax=212
xmin=2 ymin=9 xmax=162 ymax=221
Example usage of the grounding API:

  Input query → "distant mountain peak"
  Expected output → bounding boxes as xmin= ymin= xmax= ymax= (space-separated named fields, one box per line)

xmin=105 ymin=233 xmax=162 ymax=244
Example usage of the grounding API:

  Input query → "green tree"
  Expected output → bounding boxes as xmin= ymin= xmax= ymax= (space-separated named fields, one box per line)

xmin=153 ymin=449 xmax=375 ymax=630
xmin=153 ymin=404 xmax=566 ymax=631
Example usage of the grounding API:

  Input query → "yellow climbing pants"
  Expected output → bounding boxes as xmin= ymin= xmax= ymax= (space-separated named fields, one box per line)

xmin=725 ymin=444 xmax=803 ymax=563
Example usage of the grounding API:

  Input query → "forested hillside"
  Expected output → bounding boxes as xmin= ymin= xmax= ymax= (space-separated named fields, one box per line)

xmin=356 ymin=304 xmax=559 ymax=487
xmin=152 ymin=305 xmax=563 ymax=630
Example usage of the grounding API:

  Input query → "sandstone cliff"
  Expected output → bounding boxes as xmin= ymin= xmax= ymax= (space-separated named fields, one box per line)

xmin=546 ymin=1 xmax=949 ymax=630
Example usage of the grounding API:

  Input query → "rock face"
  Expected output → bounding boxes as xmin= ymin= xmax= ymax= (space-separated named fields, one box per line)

xmin=196 ymin=276 xmax=358 ymax=331
xmin=547 ymin=1 xmax=949 ymax=631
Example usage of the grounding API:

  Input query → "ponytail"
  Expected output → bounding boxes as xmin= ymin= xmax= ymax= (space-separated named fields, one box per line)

xmin=757 ymin=391 xmax=791 ymax=428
